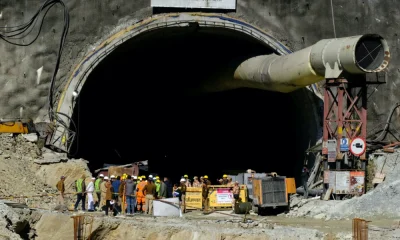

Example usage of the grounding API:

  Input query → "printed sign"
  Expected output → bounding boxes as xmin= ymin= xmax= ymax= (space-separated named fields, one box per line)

xmin=151 ymin=0 xmax=237 ymax=9
xmin=327 ymin=139 xmax=337 ymax=162
xmin=335 ymin=171 xmax=350 ymax=194
xmin=350 ymin=137 xmax=366 ymax=156
xmin=340 ymin=137 xmax=349 ymax=152
xmin=350 ymin=171 xmax=365 ymax=194
xmin=216 ymin=188 xmax=233 ymax=204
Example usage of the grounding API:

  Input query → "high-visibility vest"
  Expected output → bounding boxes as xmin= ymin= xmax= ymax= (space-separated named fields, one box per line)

xmin=155 ymin=183 xmax=160 ymax=193
xmin=95 ymin=179 xmax=101 ymax=192
xmin=76 ymin=179 xmax=83 ymax=193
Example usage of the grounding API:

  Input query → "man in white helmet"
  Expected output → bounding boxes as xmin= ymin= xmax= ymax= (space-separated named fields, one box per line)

xmin=179 ymin=178 xmax=187 ymax=213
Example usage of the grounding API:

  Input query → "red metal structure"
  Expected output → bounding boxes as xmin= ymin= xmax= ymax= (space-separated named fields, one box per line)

xmin=322 ymin=77 xmax=368 ymax=164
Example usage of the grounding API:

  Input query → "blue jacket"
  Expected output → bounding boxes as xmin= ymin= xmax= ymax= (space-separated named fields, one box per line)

xmin=112 ymin=180 xmax=120 ymax=193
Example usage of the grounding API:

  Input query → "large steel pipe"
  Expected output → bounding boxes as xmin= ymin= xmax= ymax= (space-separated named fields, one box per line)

xmin=234 ymin=34 xmax=390 ymax=93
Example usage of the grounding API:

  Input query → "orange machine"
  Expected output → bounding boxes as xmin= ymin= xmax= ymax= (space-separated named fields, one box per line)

xmin=252 ymin=173 xmax=296 ymax=213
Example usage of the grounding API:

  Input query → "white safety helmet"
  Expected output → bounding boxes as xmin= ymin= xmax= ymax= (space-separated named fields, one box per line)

xmin=149 ymin=175 xmax=153 ymax=178
xmin=133 ymin=175 xmax=137 ymax=179
xmin=99 ymin=174 xmax=104 ymax=178
xmin=180 ymin=178 xmax=186 ymax=182
xmin=104 ymin=176 xmax=109 ymax=180
xmin=110 ymin=175 xmax=116 ymax=179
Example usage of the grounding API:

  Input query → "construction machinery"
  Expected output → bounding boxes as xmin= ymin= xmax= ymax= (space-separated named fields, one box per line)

xmin=0 ymin=119 xmax=55 ymax=149
xmin=251 ymin=172 xmax=296 ymax=214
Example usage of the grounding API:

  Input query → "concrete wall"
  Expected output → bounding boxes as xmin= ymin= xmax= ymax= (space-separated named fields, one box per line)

xmin=0 ymin=0 xmax=398 ymax=130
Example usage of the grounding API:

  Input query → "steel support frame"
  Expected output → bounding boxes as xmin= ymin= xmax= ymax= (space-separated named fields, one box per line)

xmin=322 ymin=77 xmax=368 ymax=162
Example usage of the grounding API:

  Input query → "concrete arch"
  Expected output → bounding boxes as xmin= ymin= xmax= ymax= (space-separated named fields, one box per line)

xmin=52 ymin=12 xmax=321 ymax=153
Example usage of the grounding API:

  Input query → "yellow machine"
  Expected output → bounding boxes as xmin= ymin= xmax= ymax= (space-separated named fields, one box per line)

xmin=0 ymin=119 xmax=36 ymax=134
xmin=0 ymin=119 xmax=54 ymax=149
xmin=251 ymin=173 xmax=296 ymax=214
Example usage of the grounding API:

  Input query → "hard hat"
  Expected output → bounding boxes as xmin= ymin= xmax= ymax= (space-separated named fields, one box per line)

xmin=133 ymin=176 xmax=137 ymax=179
xmin=184 ymin=174 xmax=188 ymax=178
xmin=104 ymin=176 xmax=109 ymax=180
xmin=149 ymin=175 xmax=153 ymax=178
xmin=204 ymin=175 xmax=208 ymax=179
xmin=180 ymin=178 xmax=186 ymax=182
xmin=156 ymin=179 xmax=160 ymax=183
xmin=153 ymin=177 xmax=157 ymax=181
xmin=223 ymin=174 xmax=228 ymax=178
xmin=156 ymin=176 xmax=160 ymax=179
xmin=99 ymin=174 xmax=104 ymax=178
xmin=141 ymin=175 xmax=146 ymax=179
xmin=138 ymin=177 xmax=142 ymax=180
xmin=193 ymin=176 xmax=198 ymax=179
xmin=91 ymin=177 xmax=96 ymax=180
xmin=110 ymin=175 xmax=116 ymax=179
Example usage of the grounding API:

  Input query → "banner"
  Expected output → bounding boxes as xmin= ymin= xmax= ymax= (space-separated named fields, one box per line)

xmin=350 ymin=171 xmax=365 ymax=194
xmin=216 ymin=188 xmax=233 ymax=204
xmin=335 ymin=171 xmax=350 ymax=194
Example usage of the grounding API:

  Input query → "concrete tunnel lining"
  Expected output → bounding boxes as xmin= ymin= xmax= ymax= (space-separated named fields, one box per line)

xmin=53 ymin=12 xmax=322 ymax=182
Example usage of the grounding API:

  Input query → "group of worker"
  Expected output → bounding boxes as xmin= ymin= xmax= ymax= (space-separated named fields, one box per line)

xmin=175 ymin=174 xmax=240 ymax=213
xmin=55 ymin=173 xmax=241 ymax=216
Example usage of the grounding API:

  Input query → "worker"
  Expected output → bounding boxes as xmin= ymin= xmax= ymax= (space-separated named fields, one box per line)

xmin=192 ymin=176 xmax=201 ymax=187
xmin=173 ymin=183 xmax=179 ymax=198
xmin=202 ymin=175 xmax=210 ymax=212
xmin=136 ymin=175 xmax=147 ymax=213
xmin=155 ymin=178 xmax=161 ymax=198
xmin=199 ymin=176 xmax=204 ymax=185
xmin=302 ymin=165 xmax=310 ymax=199
xmin=94 ymin=174 xmax=104 ymax=210
xmin=142 ymin=178 xmax=156 ymax=215
xmin=112 ymin=176 xmax=121 ymax=201
xmin=222 ymin=174 xmax=229 ymax=185
xmin=125 ymin=175 xmax=136 ymax=215
xmin=159 ymin=178 xmax=167 ymax=199
xmin=218 ymin=179 xmax=223 ymax=185
xmin=226 ymin=177 xmax=233 ymax=187
xmin=231 ymin=181 xmax=240 ymax=213
xmin=56 ymin=176 xmax=65 ymax=205
xmin=179 ymin=178 xmax=187 ymax=213
xmin=74 ymin=175 xmax=86 ymax=211
xmin=100 ymin=176 xmax=108 ymax=211
xmin=86 ymin=177 xmax=95 ymax=212
xmin=104 ymin=176 xmax=113 ymax=216
xmin=183 ymin=174 xmax=191 ymax=187
xmin=118 ymin=175 xmax=126 ymax=212
xmin=164 ymin=177 xmax=173 ymax=198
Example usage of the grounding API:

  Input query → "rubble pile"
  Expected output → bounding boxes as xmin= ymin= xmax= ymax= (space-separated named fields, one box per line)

xmin=0 ymin=134 xmax=91 ymax=210
xmin=0 ymin=201 xmax=41 ymax=240
xmin=288 ymin=151 xmax=400 ymax=220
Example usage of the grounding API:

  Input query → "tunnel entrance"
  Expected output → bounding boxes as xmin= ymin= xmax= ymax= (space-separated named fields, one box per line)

xmin=67 ymin=23 xmax=320 ymax=184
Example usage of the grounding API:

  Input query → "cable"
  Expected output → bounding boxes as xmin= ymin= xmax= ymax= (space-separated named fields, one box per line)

xmin=0 ymin=1 xmax=74 ymax=150
xmin=372 ymin=102 xmax=400 ymax=142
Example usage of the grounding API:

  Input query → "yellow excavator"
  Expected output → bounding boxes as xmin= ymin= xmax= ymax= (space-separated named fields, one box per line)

xmin=0 ymin=119 xmax=55 ymax=149
xmin=0 ymin=119 xmax=37 ymax=134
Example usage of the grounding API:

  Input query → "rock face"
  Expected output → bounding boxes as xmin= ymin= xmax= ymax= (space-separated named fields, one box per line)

xmin=0 ymin=0 xmax=399 ymax=132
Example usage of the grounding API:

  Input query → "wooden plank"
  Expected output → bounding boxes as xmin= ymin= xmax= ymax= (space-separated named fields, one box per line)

xmin=323 ymin=188 xmax=333 ymax=201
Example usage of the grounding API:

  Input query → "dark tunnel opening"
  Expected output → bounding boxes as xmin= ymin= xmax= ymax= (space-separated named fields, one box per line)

xmin=69 ymin=26 xmax=320 ymax=185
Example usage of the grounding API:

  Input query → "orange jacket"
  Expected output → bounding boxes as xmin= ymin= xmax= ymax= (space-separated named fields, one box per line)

xmin=136 ymin=181 xmax=146 ymax=198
